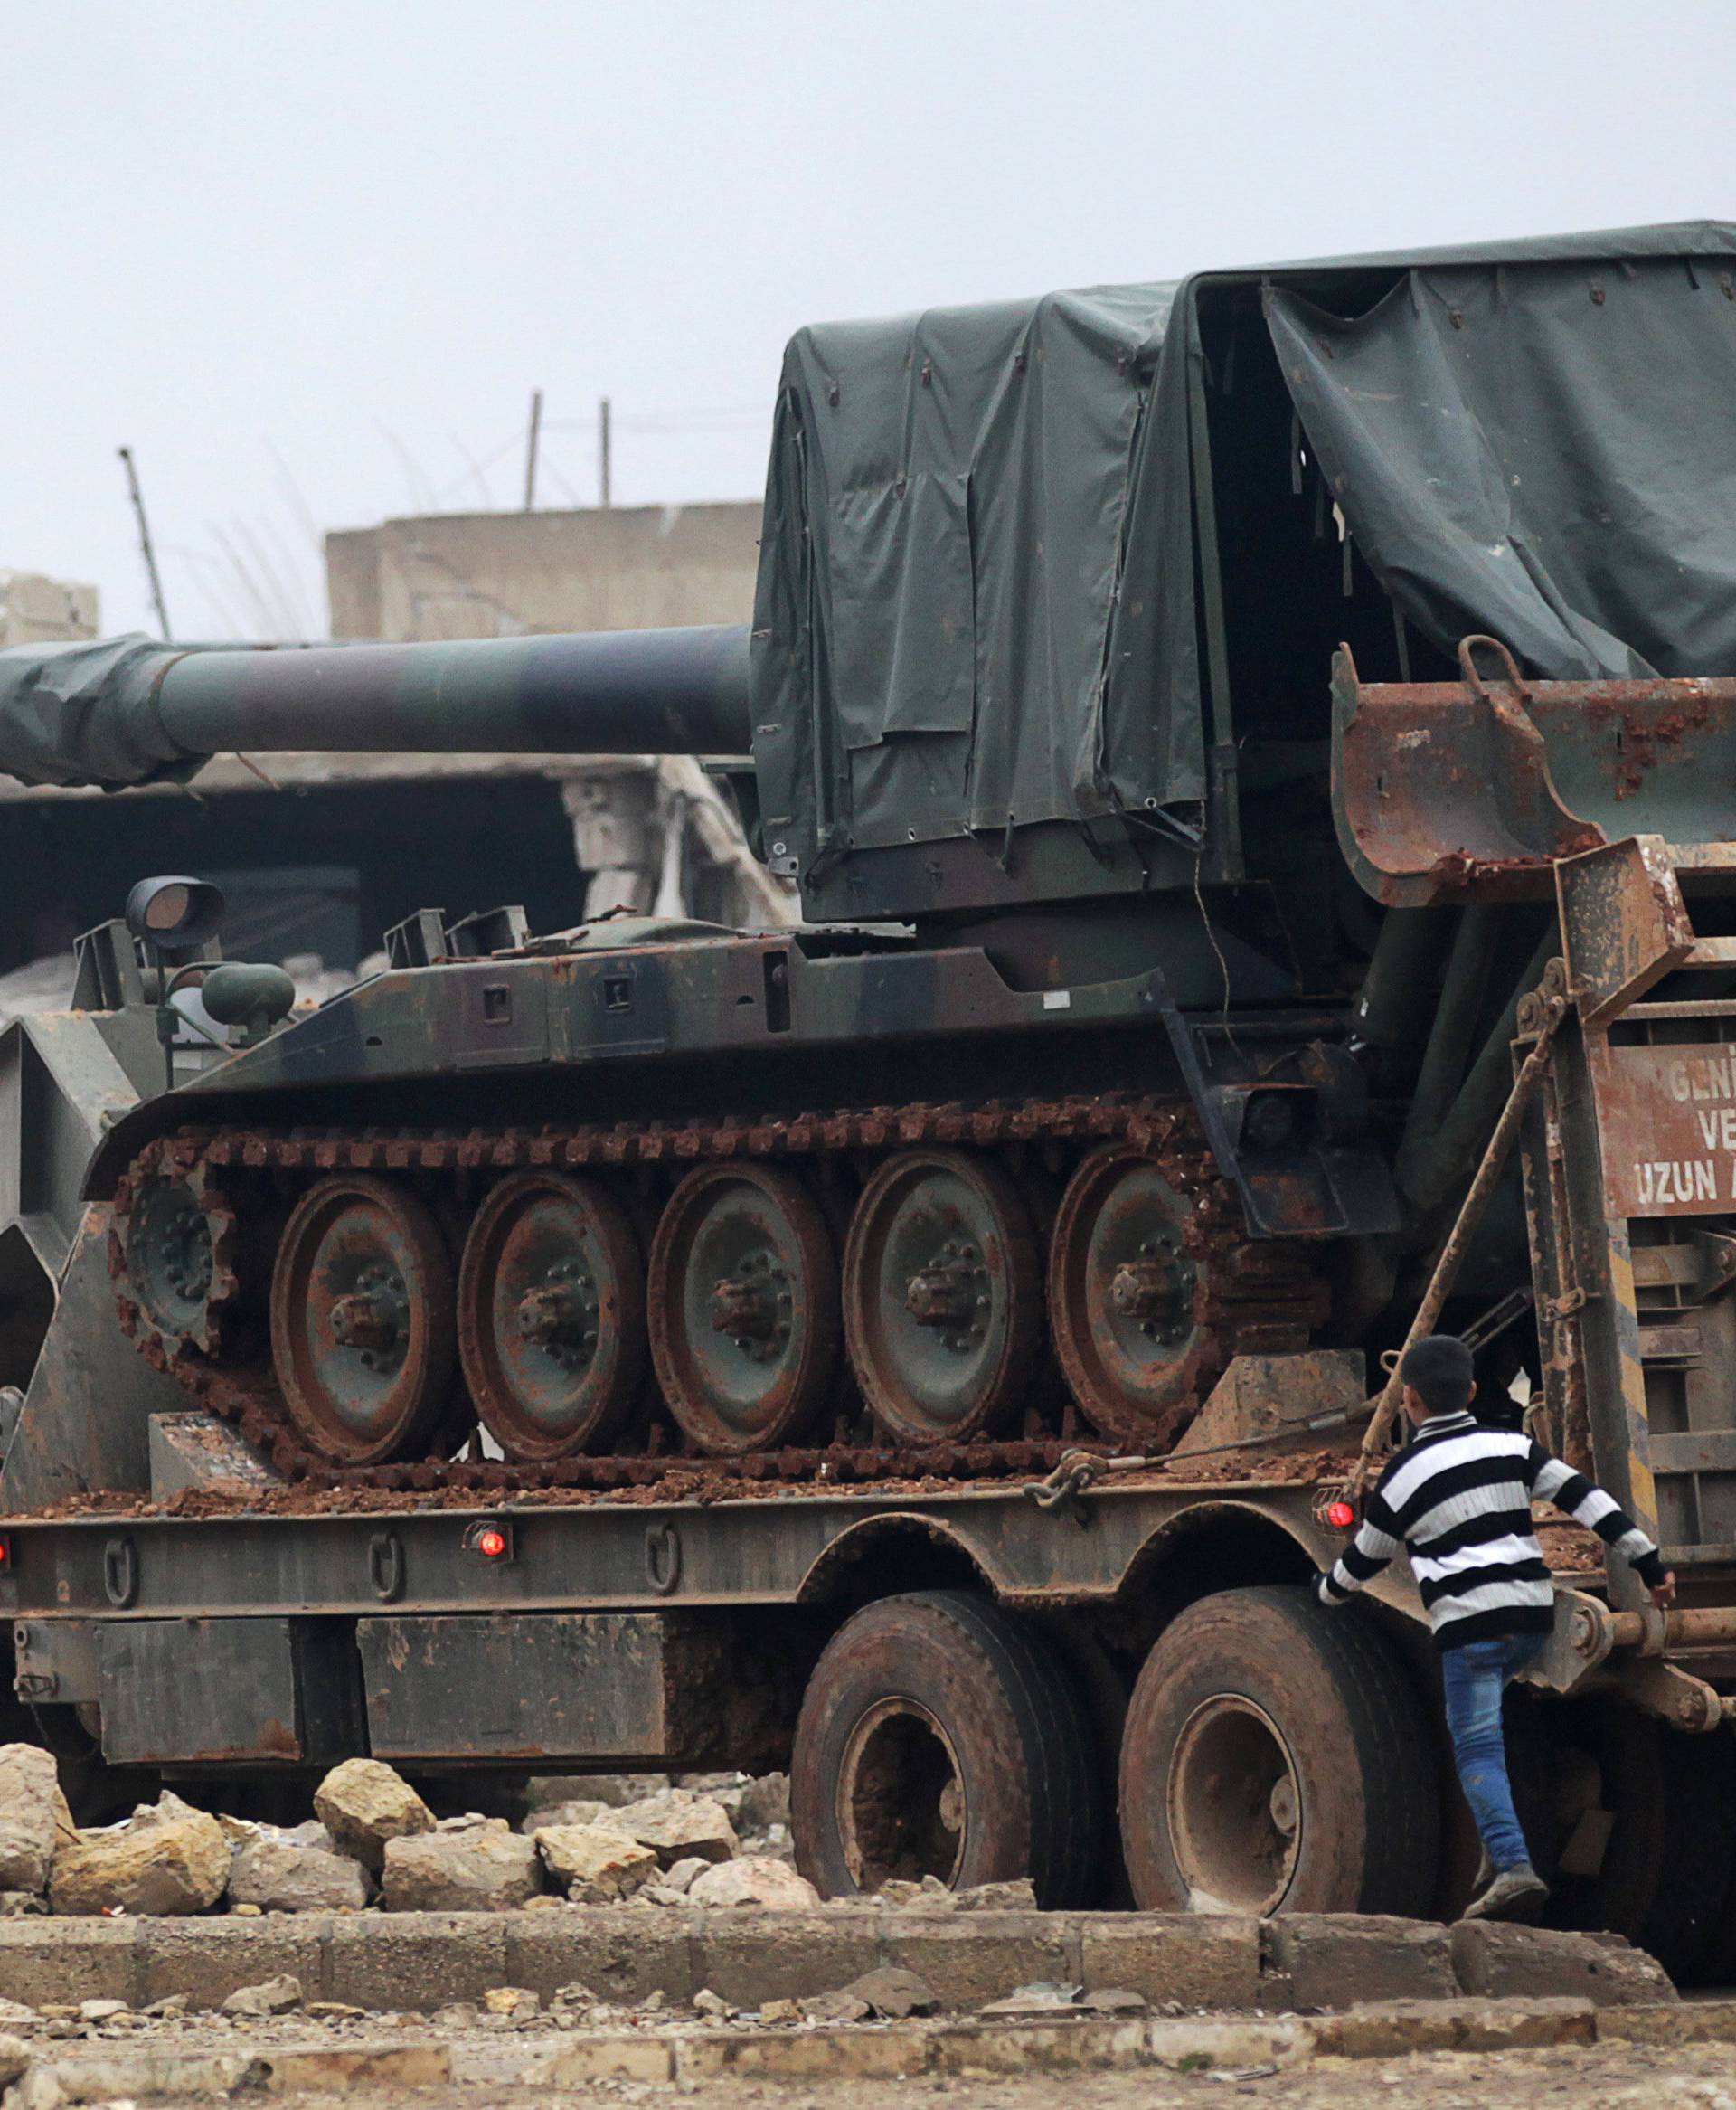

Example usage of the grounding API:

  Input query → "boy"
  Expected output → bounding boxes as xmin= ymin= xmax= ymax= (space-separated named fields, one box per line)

xmin=1316 ymin=1333 xmax=1675 ymax=1923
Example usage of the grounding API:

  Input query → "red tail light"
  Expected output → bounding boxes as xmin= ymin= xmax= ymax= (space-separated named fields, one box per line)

xmin=461 ymin=1519 xmax=514 ymax=1564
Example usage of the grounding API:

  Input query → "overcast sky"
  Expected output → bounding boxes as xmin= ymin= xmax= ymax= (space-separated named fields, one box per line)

xmin=4 ymin=0 xmax=1732 ymax=638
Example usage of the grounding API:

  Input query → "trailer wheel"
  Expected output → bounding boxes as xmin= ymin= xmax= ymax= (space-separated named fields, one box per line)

xmin=1119 ymin=1585 xmax=1439 ymax=1916
xmin=1512 ymin=1694 xmax=1734 ymax=1982
xmin=790 ymin=1590 xmax=1100 ymax=1907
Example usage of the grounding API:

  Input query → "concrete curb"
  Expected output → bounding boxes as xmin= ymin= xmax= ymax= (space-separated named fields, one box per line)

xmin=32 ymin=1999 xmax=1716 ymax=2100
xmin=0 ymin=1907 xmax=1672 ymax=2016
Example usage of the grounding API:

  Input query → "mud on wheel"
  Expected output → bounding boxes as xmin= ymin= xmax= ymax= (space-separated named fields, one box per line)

xmin=458 ymin=1170 xmax=646 ymax=1462
xmin=789 ymin=1590 xmax=1102 ymax=1906
xmin=843 ymin=1150 xmax=1043 ymax=1444
xmin=109 ymin=1093 xmax=1330 ymax=1483
xmin=1118 ymin=1585 xmax=1439 ymax=1916
xmin=269 ymin=1174 xmax=458 ymax=1468
xmin=110 ymin=1148 xmax=242 ymax=1368
xmin=648 ymin=1163 xmax=840 ymax=1454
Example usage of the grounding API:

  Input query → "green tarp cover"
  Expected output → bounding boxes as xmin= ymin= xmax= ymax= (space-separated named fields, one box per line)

xmin=751 ymin=222 xmax=1736 ymax=867
xmin=1268 ymin=248 xmax=1736 ymax=683
xmin=0 ymin=636 xmax=193 ymax=790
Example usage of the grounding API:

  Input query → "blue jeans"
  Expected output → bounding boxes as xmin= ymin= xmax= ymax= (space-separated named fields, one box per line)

xmin=1439 ymin=1631 xmax=1547 ymax=1875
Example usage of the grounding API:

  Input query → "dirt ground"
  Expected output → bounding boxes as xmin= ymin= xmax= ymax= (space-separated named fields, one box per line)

xmin=109 ymin=2039 xmax=1736 ymax=2109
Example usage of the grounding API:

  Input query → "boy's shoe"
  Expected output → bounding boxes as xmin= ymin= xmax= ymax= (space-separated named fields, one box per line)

xmin=1462 ymin=1863 xmax=1549 ymax=1924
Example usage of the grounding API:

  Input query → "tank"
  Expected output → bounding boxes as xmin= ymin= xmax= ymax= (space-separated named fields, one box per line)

xmin=6 ymin=221 xmax=1736 ymax=1492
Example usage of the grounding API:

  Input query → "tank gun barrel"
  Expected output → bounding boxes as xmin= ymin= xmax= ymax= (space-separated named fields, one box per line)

xmin=0 ymin=625 xmax=752 ymax=792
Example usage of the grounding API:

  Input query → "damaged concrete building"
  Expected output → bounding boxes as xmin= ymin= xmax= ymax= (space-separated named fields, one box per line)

xmin=0 ymin=571 xmax=99 ymax=648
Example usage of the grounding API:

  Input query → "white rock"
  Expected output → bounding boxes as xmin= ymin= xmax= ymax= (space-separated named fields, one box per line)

xmin=0 ymin=2039 xmax=28 ymax=2091
xmin=278 ymin=1820 xmax=335 ymax=1850
xmin=382 ymin=1824 xmax=542 ymax=1912
xmin=954 ymin=1877 xmax=1037 ymax=1911
xmin=842 ymin=1965 xmax=939 ymax=2019
xmin=658 ymin=1856 xmax=710 ymax=1896
xmin=0 ymin=1747 xmax=75 ymax=1896
xmin=49 ymin=1795 xmax=228 ymax=1917
xmin=684 ymin=1859 xmax=820 ymax=1910
xmin=613 ymin=1790 xmax=738 ymax=1868
xmin=534 ymin=1823 xmax=657 ymax=1902
xmin=674 ymin=1771 xmax=750 ymax=1821
xmin=4 ymin=2066 xmax=61 ymax=2110
xmin=313 ymin=1760 xmax=434 ymax=1873
xmin=228 ymin=1834 xmax=371 ymax=1913
xmin=221 ymin=1974 xmax=302 ymax=2017
xmin=876 ymin=1874 xmax=955 ymax=1908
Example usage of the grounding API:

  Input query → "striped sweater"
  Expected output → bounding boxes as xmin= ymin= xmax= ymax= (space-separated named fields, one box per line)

xmin=1317 ymin=1408 xmax=1666 ymax=1650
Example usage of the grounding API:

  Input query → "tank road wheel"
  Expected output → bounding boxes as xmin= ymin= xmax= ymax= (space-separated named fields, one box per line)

xmin=1119 ymin=1586 xmax=1439 ymax=1916
xmin=269 ymin=1175 xmax=457 ymax=1466
xmin=458 ymin=1171 xmax=646 ymax=1462
xmin=843 ymin=1150 xmax=1041 ymax=1443
xmin=647 ymin=1164 xmax=839 ymax=1454
xmin=1049 ymin=1148 xmax=1212 ymax=1447
xmin=790 ymin=1590 xmax=1100 ymax=1906
xmin=113 ymin=1160 xmax=240 ymax=1365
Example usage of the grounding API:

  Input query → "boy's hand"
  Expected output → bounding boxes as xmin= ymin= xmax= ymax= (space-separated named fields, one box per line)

xmin=1648 ymin=1570 xmax=1677 ymax=1611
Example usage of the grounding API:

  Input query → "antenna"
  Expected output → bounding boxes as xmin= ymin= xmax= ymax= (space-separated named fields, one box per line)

xmin=523 ymin=388 xmax=543 ymax=511
xmin=599 ymin=396 xmax=612 ymax=508
xmin=118 ymin=446 xmax=173 ymax=640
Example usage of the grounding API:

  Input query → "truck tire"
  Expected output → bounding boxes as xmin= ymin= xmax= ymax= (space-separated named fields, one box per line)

xmin=789 ymin=1590 xmax=1101 ymax=1907
xmin=1119 ymin=1585 xmax=1439 ymax=1916
xmin=1520 ymin=1697 xmax=1733 ymax=1982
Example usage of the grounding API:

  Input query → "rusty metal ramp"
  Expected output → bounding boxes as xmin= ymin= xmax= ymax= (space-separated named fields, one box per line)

xmin=1332 ymin=635 xmax=1736 ymax=906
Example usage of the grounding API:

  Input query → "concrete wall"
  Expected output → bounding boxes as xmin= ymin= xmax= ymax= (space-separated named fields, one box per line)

xmin=326 ymin=502 xmax=760 ymax=642
xmin=0 ymin=572 xmax=99 ymax=646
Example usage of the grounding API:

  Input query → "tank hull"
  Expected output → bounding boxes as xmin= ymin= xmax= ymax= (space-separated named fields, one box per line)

xmin=90 ymin=912 xmax=1392 ymax=1487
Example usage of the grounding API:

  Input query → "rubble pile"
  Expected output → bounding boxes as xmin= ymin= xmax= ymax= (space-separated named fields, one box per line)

xmin=0 ymin=1746 xmax=815 ymax=1919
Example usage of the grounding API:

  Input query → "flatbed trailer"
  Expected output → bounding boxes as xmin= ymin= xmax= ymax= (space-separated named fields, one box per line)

xmin=0 ymin=1417 xmax=1729 ymax=1960
xmin=13 ymin=823 xmax=1736 ymax=1978
xmin=0 ymin=1466 xmax=1527 ymax=1903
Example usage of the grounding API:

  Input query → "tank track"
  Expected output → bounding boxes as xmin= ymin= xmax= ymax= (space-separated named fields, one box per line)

xmin=110 ymin=1092 xmax=1330 ymax=1494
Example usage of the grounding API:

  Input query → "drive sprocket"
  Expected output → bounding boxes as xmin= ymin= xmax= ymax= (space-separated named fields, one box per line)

xmin=109 ymin=1140 xmax=242 ymax=1372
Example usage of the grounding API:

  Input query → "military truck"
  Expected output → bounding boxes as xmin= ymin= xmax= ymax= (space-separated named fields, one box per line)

xmin=2 ymin=222 xmax=1736 ymax=1968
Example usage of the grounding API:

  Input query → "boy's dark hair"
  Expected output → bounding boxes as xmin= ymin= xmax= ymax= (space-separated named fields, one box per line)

xmin=1400 ymin=1333 xmax=1475 ymax=1415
